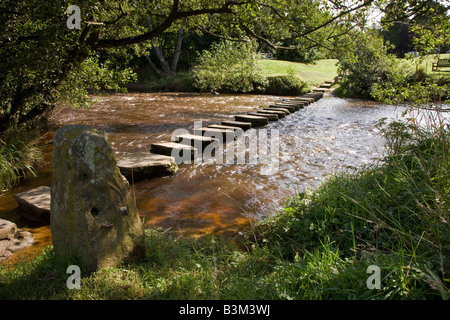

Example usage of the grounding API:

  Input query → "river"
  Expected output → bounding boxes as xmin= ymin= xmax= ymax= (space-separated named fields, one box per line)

xmin=0 ymin=91 xmax=407 ymax=265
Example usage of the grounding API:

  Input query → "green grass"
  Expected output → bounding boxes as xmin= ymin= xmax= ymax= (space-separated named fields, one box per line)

xmin=0 ymin=129 xmax=44 ymax=192
xmin=405 ymin=53 xmax=450 ymax=81
xmin=259 ymin=59 xmax=339 ymax=86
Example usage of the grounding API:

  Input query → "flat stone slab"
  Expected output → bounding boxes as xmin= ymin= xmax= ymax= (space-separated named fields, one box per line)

xmin=0 ymin=219 xmax=34 ymax=260
xmin=302 ymin=93 xmax=323 ymax=100
xmin=293 ymin=97 xmax=315 ymax=103
xmin=255 ymin=109 xmax=286 ymax=118
xmin=234 ymin=115 xmax=269 ymax=127
xmin=150 ymin=141 xmax=197 ymax=163
xmin=274 ymin=103 xmax=303 ymax=111
xmin=262 ymin=107 xmax=290 ymax=115
xmin=14 ymin=186 xmax=51 ymax=222
xmin=116 ymin=153 xmax=178 ymax=182
xmin=208 ymin=124 xmax=245 ymax=137
xmin=193 ymin=127 xmax=237 ymax=142
xmin=173 ymin=133 xmax=220 ymax=151
xmin=247 ymin=112 xmax=278 ymax=121
xmin=285 ymin=100 xmax=308 ymax=106
xmin=320 ymin=83 xmax=332 ymax=88
xmin=221 ymin=120 xmax=252 ymax=131
xmin=269 ymin=104 xmax=296 ymax=112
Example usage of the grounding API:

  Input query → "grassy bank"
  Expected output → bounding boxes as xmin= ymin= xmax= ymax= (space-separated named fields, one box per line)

xmin=1 ymin=108 xmax=448 ymax=300
xmin=0 ymin=129 xmax=44 ymax=193
xmin=406 ymin=53 xmax=450 ymax=81
xmin=260 ymin=59 xmax=339 ymax=86
xmin=132 ymin=59 xmax=339 ymax=94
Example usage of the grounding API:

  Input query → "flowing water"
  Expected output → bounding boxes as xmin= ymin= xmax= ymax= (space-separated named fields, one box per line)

xmin=0 ymin=91 xmax=408 ymax=265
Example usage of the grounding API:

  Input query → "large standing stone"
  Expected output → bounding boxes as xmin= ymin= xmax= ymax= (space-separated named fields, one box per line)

xmin=50 ymin=125 xmax=145 ymax=272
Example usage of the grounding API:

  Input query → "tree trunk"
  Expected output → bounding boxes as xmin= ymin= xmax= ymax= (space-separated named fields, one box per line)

xmin=144 ymin=23 xmax=184 ymax=78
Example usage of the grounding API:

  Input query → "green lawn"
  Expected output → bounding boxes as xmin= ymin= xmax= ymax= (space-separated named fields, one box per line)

xmin=259 ymin=59 xmax=339 ymax=86
xmin=404 ymin=53 xmax=450 ymax=80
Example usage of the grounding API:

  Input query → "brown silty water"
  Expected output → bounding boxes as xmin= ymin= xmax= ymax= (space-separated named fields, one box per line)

xmin=0 ymin=91 xmax=407 ymax=265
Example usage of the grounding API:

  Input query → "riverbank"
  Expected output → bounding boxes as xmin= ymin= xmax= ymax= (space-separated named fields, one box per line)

xmin=1 ymin=102 xmax=448 ymax=300
xmin=130 ymin=59 xmax=339 ymax=94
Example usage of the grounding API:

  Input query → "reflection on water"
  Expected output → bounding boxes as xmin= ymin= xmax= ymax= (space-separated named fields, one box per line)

xmin=0 ymin=92 xmax=408 ymax=265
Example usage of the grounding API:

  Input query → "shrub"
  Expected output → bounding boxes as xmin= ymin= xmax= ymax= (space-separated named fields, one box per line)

xmin=336 ymin=32 xmax=414 ymax=99
xmin=264 ymin=68 xmax=310 ymax=96
xmin=191 ymin=40 xmax=267 ymax=93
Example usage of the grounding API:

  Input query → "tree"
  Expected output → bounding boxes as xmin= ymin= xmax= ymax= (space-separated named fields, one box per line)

xmin=144 ymin=22 xmax=185 ymax=78
xmin=3 ymin=0 xmax=441 ymax=132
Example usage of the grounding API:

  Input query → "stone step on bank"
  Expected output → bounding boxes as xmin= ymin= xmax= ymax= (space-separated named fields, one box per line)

xmin=13 ymin=186 xmax=51 ymax=222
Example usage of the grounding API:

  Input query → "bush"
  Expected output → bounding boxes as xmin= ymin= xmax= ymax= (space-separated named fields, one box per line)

xmin=336 ymin=32 xmax=414 ymax=99
xmin=191 ymin=40 xmax=267 ymax=93
xmin=264 ymin=70 xmax=310 ymax=96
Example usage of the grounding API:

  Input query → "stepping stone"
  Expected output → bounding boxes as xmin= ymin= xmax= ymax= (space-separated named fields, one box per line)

xmin=255 ymin=109 xmax=286 ymax=118
xmin=324 ymin=80 xmax=334 ymax=84
xmin=261 ymin=107 xmax=291 ymax=115
xmin=207 ymin=124 xmax=245 ymax=137
xmin=292 ymin=97 xmax=315 ymax=103
xmin=268 ymin=104 xmax=296 ymax=112
xmin=193 ymin=127 xmax=237 ymax=142
xmin=320 ymin=83 xmax=332 ymax=88
xmin=221 ymin=120 xmax=252 ymax=131
xmin=0 ymin=219 xmax=34 ymax=260
xmin=116 ymin=153 xmax=178 ymax=182
xmin=14 ymin=186 xmax=51 ymax=222
xmin=150 ymin=141 xmax=197 ymax=164
xmin=234 ymin=115 xmax=269 ymax=127
xmin=173 ymin=133 xmax=220 ymax=151
xmin=302 ymin=93 xmax=323 ymax=100
xmin=247 ymin=112 xmax=278 ymax=121
xmin=313 ymin=89 xmax=326 ymax=93
xmin=274 ymin=103 xmax=303 ymax=111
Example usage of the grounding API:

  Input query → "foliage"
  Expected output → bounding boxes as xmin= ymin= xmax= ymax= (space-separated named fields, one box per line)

xmin=336 ymin=31 xmax=415 ymax=99
xmin=0 ymin=129 xmax=43 ymax=192
xmin=191 ymin=40 xmax=268 ymax=93
xmin=264 ymin=68 xmax=310 ymax=96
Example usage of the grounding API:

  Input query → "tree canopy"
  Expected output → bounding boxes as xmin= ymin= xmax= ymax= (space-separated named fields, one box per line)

xmin=1 ymin=0 xmax=448 ymax=132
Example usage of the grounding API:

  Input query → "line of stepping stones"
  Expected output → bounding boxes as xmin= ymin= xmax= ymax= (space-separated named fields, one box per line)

xmin=9 ymin=82 xmax=333 ymax=225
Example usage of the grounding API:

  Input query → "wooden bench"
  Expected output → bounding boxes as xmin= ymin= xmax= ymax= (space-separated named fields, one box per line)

xmin=432 ymin=59 xmax=450 ymax=71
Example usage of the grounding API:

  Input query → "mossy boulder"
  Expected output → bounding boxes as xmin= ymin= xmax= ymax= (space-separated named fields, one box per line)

xmin=50 ymin=125 xmax=145 ymax=272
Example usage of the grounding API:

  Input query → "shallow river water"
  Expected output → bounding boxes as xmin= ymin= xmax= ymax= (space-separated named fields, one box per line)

xmin=0 ymin=91 xmax=408 ymax=265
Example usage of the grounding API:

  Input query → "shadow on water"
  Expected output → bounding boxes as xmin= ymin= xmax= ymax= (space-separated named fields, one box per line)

xmin=1 ymin=91 xmax=408 ymax=265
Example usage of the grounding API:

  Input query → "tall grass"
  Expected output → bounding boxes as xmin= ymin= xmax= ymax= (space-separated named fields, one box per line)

xmin=0 ymin=129 xmax=44 ymax=192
